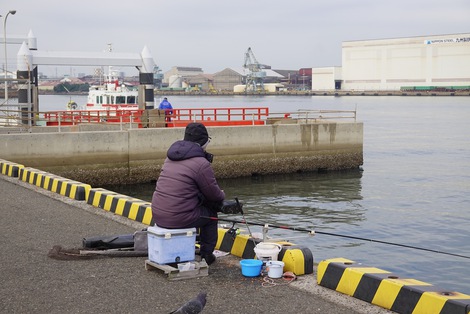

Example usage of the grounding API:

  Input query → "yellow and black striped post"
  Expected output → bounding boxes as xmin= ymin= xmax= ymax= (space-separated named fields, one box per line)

xmin=87 ymin=188 xmax=154 ymax=225
xmin=216 ymin=229 xmax=314 ymax=275
xmin=279 ymin=245 xmax=314 ymax=276
xmin=317 ymin=258 xmax=470 ymax=314
xmin=0 ymin=159 xmax=24 ymax=177
xmin=18 ymin=167 xmax=91 ymax=201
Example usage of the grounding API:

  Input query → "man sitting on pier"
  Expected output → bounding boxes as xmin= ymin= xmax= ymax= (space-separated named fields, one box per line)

xmin=151 ymin=123 xmax=225 ymax=265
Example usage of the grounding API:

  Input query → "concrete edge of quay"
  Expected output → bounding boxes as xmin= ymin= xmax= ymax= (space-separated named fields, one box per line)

xmin=0 ymin=122 xmax=364 ymax=186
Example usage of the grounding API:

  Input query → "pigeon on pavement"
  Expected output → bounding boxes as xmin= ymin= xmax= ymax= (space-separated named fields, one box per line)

xmin=169 ymin=292 xmax=207 ymax=314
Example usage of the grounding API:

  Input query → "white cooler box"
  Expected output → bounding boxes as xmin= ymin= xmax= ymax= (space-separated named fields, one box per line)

xmin=147 ymin=225 xmax=196 ymax=264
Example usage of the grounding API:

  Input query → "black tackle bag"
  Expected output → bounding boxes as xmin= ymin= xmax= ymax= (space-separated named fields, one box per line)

xmin=82 ymin=234 xmax=135 ymax=249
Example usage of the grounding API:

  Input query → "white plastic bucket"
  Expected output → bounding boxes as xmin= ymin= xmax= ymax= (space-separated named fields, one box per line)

xmin=254 ymin=242 xmax=282 ymax=262
xmin=266 ymin=261 xmax=285 ymax=278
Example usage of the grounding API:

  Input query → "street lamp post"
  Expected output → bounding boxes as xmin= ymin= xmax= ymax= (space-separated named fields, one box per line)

xmin=3 ymin=9 xmax=16 ymax=105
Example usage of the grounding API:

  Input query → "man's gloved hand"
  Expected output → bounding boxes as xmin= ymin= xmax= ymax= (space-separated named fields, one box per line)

xmin=204 ymin=152 xmax=214 ymax=163
xmin=219 ymin=200 xmax=243 ymax=214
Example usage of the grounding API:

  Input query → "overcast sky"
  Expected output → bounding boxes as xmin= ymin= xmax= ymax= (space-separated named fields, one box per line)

xmin=2 ymin=0 xmax=470 ymax=77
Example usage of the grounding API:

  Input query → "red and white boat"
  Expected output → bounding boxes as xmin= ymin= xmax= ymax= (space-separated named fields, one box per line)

xmin=67 ymin=67 xmax=140 ymax=111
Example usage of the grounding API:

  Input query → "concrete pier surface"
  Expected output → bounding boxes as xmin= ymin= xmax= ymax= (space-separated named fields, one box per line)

xmin=0 ymin=175 xmax=390 ymax=314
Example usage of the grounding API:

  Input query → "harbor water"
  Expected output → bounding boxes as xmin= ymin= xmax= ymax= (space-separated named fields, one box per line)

xmin=41 ymin=94 xmax=470 ymax=294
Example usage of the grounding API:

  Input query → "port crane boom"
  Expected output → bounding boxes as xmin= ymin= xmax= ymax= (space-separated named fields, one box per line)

xmin=243 ymin=47 xmax=266 ymax=92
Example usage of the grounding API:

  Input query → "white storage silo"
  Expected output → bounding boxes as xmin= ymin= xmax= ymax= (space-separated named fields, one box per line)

xmin=169 ymin=75 xmax=182 ymax=88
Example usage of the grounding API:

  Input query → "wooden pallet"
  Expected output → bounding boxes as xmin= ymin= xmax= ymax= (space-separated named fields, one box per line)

xmin=145 ymin=259 xmax=209 ymax=281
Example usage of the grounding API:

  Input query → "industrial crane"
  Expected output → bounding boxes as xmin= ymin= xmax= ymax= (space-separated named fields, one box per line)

xmin=243 ymin=47 xmax=267 ymax=92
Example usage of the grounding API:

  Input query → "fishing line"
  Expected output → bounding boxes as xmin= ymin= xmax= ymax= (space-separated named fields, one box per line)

xmin=235 ymin=198 xmax=257 ymax=248
xmin=202 ymin=216 xmax=470 ymax=260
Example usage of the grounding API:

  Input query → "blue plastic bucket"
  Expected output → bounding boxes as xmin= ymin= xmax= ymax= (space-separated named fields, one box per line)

xmin=240 ymin=259 xmax=263 ymax=277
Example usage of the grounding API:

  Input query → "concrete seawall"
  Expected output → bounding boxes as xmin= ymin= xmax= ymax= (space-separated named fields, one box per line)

xmin=0 ymin=122 xmax=363 ymax=186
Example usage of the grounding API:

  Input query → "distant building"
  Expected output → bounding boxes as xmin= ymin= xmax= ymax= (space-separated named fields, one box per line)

xmin=183 ymin=74 xmax=214 ymax=91
xmin=59 ymin=77 xmax=85 ymax=84
xmin=312 ymin=33 xmax=470 ymax=91
xmin=213 ymin=67 xmax=285 ymax=91
xmin=162 ymin=66 xmax=204 ymax=85
xmin=38 ymin=80 xmax=59 ymax=92
xmin=213 ymin=68 xmax=244 ymax=91
xmin=311 ymin=67 xmax=342 ymax=91
xmin=272 ymin=69 xmax=304 ymax=88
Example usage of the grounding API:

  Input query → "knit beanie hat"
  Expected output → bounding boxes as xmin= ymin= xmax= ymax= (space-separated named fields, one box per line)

xmin=184 ymin=123 xmax=210 ymax=146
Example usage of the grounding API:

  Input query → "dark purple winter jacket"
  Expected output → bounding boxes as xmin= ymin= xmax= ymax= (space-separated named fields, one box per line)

xmin=151 ymin=140 xmax=225 ymax=228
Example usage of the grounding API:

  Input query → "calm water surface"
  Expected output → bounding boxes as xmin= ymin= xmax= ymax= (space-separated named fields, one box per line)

xmin=42 ymin=95 xmax=470 ymax=294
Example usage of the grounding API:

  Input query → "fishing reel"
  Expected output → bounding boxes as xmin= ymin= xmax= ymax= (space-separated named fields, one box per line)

xmin=225 ymin=222 xmax=240 ymax=240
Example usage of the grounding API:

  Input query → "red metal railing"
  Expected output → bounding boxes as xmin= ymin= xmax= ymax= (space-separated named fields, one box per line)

xmin=43 ymin=109 xmax=143 ymax=126
xmin=164 ymin=107 xmax=269 ymax=127
xmin=42 ymin=107 xmax=269 ymax=128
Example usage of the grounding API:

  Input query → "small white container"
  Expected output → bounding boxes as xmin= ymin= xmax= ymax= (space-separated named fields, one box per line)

xmin=266 ymin=261 xmax=285 ymax=278
xmin=254 ymin=242 xmax=282 ymax=262
xmin=147 ymin=225 xmax=196 ymax=264
xmin=177 ymin=262 xmax=196 ymax=272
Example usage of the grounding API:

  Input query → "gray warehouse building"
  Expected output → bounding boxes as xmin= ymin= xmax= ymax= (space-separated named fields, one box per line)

xmin=312 ymin=33 xmax=470 ymax=91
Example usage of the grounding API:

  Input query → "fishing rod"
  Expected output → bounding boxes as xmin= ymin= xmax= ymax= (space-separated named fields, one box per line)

xmin=202 ymin=216 xmax=470 ymax=260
